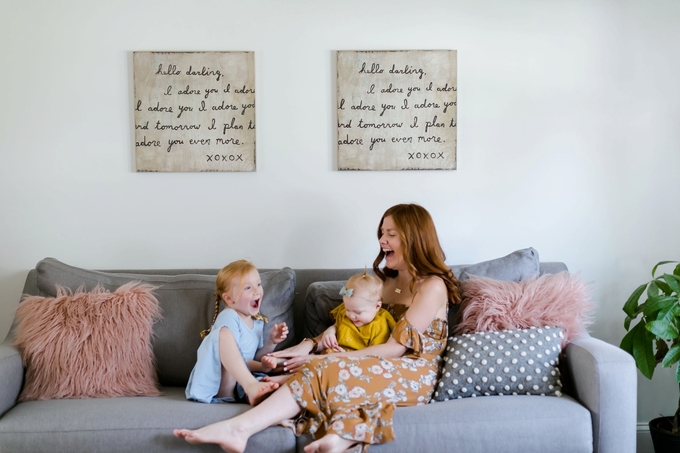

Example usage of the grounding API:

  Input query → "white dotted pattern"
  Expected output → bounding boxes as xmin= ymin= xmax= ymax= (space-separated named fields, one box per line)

xmin=433 ymin=327 xmax=563 ymax=401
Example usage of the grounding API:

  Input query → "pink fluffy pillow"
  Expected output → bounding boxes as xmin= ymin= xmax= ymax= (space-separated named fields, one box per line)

xmin=14 ymin=282 xmax=162 ymax=401
xmin=454 ymin=272 xmax=593 ymax=346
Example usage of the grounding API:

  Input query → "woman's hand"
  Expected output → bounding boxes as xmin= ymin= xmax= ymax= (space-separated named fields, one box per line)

xmin=279 ymin=354 xmax=315 ymax=373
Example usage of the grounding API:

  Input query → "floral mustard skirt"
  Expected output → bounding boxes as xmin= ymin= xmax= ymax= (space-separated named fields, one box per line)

xmin=283 ymin=310 xmax=447 ymax=447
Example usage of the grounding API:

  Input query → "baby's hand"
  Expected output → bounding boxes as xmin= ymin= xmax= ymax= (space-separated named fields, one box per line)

xmin=320 ymin=329 xmax=339 ymax=351
xmin=270 ymin=323 xmax=288 ymax=344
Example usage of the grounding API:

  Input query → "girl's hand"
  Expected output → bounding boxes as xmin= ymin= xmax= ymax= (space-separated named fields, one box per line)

xmin=270 ymin=323 xmax=289 ymax=344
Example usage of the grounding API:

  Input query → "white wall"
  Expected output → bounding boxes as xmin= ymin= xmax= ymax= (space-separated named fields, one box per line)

xmin=2 ymin=0 xmax=679 ymax=432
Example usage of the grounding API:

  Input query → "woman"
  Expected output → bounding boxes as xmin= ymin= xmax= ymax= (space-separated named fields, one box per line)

xmin=174 ymin=204 xmax=461 ymax=453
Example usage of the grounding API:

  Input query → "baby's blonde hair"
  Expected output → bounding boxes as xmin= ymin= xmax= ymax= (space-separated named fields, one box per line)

xmin=200 ymin=260 xmax=257 ymax=338
xmin=345 ymin=271 xmax=383 ymax=303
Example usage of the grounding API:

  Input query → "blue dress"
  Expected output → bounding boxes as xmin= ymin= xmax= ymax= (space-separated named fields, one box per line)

xmin=185 ymin=308 xmax=264 ymax=403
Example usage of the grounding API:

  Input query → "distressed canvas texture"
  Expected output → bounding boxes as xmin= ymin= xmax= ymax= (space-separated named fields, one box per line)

xmin=337 ymin=50 xmax=457 ymax=170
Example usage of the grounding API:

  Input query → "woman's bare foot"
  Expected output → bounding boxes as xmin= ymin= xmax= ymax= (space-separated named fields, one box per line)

xmin=261 ymin=374 xmax=291 ymax=385
xmin=304 ymin=433 xmax=358 ymax=453
xmin=244 ymin=380 xmax=279 ymax=406
xmin=173 ymin=419 xmax=248 ymax=453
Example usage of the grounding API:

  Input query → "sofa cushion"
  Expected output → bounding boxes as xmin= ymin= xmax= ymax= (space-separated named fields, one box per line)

xmin=304 ymin=281 xmax=344 ymax=337
xmin=0 ymin=387 xmax=296 ymax=453
xmin=14 ymin=282 xmax=161 ymax=401
xmin=454 ymin=272 xmax=593 ymax=345
xmin=432 ymin=326 xmax=563 ymax=401
xmin=452 ymin=247 xmax=540 ymax=282
xmin=34 ymin=258 xmax=296 ymax=387
xmin=304 ymin=248 xmax=541 ymax=337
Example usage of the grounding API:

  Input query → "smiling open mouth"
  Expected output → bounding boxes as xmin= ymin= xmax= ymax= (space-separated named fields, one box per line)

xmin=250 ymin=298 xmax=260 ymax=310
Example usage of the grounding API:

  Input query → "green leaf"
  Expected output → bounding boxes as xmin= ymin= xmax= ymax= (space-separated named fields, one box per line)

xmin=647 ymin=320 xmax=680 ymax=340
xmin=648 ymin=281 xmax=661 ymax=298
xmin=632 ymin=322 xmax=656 ymax=379
xmin=664 ymin=305 xmax=680 ymax=325
xmin=644 ymin=296 xmax=677 ymax=317
xmin=623 ymin=283 xmax=648 ymax=318
xmin=676 ymin=362 xmax=680 ymax=383
xmin=663 ymin=274 xmax=680 ymax=294
xmin=621 ymin=325 xmax=636 ymax=353
xmin=674 ymin=263 xmax=680 ymax=277
xmin=662 ymin=344 xmax=680 ymax=367
xmin=624 ymin=316 xmax=632 ymax=331
xmin=656 ymin=339 xmax=670 ymax=363
xmin=653 ymin=261 xmax=679 ymax=278
xmin=656 ymin=279 xmax=673 ymax=296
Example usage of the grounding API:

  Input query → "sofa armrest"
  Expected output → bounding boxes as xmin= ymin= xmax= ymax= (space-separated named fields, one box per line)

xmin=565 ymin=335 xmax=636 ymax=453
xmin=0 ymin=340 xmax=23 ymax=417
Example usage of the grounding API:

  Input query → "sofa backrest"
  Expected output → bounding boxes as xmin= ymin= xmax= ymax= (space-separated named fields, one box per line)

xmin=12 ymin=253 xmax=567 ymax=388
xmin=13 ymin=259 xmax=297 ymax=387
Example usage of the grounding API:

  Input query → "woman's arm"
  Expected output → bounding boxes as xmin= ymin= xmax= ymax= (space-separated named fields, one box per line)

xmin=280 ymin=337 xmax=407 ymax=373
xmin=404 ymin=276 xmax=448 ymax=332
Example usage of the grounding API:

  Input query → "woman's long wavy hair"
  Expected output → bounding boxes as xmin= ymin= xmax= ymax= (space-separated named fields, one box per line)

xmin=372 ymin=204 xmax=461 ymax=305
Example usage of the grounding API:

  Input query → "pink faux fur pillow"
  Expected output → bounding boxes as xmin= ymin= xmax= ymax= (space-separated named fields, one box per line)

xmin=454 ymin=272 xmax=594 ymax=346
xmin=14 ymin=282 xmax=162 ymax=401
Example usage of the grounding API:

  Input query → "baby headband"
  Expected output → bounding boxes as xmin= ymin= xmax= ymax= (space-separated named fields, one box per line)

xmin=339 ymin=286 xmax=354 ymax=297
xmin=339 ymin=286 xmax=379 ymax=304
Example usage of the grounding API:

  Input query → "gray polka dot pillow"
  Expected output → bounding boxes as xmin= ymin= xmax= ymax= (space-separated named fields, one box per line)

xmin=432 ymin=326 xmax=563 ymax=401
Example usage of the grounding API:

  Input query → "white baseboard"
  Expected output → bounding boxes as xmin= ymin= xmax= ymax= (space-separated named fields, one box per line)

xmin=637 ymin=422 xmax=653 ymax=453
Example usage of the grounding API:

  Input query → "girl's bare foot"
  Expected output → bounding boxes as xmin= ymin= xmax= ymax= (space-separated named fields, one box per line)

xmin=173 ymin=420 xmax=248 ymax=453
xmin=261 ymin=374 xmax=291 ymax=385
xmin=244 ymin=380 xmax=279 ymax=406
xmin=304 ymin=433 xmax=358 ymax=453
xmin=261 ymin=355 xmax=285 ymax=372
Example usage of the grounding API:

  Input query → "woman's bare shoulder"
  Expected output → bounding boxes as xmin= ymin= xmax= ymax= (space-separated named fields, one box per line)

xmin=419 ymin=275 xmax=447 ymax=293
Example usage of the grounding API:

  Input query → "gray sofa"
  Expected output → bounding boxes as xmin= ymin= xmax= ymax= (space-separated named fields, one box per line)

xmin=0 ymin=254 xmax=637 ymax=453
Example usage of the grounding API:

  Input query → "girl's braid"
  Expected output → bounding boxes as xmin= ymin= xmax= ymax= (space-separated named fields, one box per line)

xmin=200 ymin=293 xmax=222 ymax=339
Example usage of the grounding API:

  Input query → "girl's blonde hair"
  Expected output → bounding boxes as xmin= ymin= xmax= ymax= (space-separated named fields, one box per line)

xmin=200 ymin=260 xmax=257 ymax=338
xmin=345 ymin=271 xmax=383 ymax=303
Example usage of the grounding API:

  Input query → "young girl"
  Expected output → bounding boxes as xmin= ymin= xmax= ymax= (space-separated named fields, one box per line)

xmin=261 ymin=272 xmax=395 ymax=376
xmin=185 ymin=260 xmax=288 ymax=406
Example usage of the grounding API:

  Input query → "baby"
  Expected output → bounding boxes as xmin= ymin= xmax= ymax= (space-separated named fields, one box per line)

xmin=262 ymin=271 xmax=395 ymax=377
xmin=319 ymin=272 xmax=395 ymax=353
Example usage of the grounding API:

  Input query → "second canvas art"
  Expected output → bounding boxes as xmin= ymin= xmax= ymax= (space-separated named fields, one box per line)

xmin=133 ymin=50 xmax=457 ymax=172
xmin=336 ymin=50 xmax=457 ymax=171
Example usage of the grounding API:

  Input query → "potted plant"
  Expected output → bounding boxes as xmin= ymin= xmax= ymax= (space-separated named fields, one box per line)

xmin=621 ymin=260 xmax=680 ymax=452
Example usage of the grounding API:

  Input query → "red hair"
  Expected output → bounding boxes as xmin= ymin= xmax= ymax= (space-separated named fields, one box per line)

xmin=372 ymin=204 xmax=461 ymax=305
